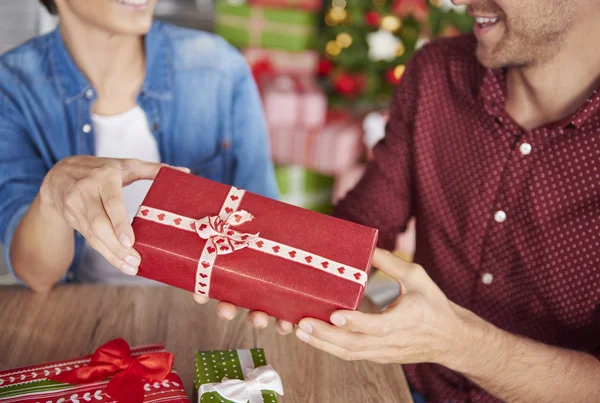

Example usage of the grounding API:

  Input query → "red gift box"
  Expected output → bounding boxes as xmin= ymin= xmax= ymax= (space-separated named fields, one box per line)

xmin=132 ymin=168 xmax=377 ymax=324
xmin=248 ymin=0 xmax=322 ymax=12
xmin=0 ymin=340 xmax=189 ymax=403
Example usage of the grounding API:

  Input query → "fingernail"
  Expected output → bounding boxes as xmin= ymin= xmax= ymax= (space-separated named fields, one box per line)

xmin=220 ymin=310 xmax=234 ymax=320
xmin=121 ymin=264 xmax=137 ymax=276
xmin=253 ymin=316 xmax=267 ymax=328
xmin=299 ymin=321 xmax=313 ymax=334
xmin=120 ymin=234 xmax=133 ymax=248
xmin=331 ymin=314 xmax=346 ymax=327
xmin=296 ymin=329 xmax=310 ymax=343
xmin=125 ymin=255 xmax=140 ymax=267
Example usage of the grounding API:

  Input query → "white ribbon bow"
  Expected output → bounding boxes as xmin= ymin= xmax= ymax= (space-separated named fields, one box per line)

xmin=198 ymin=365 xmax=284 ymax=403
xmin=195 ymin=210 xmax=259 ymax=256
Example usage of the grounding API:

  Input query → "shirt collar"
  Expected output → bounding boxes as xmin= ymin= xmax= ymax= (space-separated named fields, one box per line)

xmin=480 ymin=67 xmax=600 ymax=130
xmin=49 ymin=21 xmax=173 ymax=103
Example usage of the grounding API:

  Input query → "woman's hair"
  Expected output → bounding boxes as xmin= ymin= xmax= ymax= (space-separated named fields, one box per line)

xmin=39 ymin=0 xmax=58 ymax=15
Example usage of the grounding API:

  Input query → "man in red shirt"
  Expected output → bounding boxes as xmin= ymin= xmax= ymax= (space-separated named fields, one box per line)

xmin=289 ymin=0 xmax=600 ymax=401
xmin=201 ymin=0 xmax=600 ymax=400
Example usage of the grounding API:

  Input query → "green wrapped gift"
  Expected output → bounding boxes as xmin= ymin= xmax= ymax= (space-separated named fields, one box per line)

xmin=195 ymin=348 xmax=283 ymax=403
xmin=275 ymin=165 xmax=334 ymax=214
xmin=215 ymin=1 xmax=317 ymax=51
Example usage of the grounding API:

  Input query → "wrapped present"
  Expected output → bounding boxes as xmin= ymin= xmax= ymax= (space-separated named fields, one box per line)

xmin=270 ymin=111 xmax=364 ymax=175
xmin=194 ymin=349 xmax=283 ymax=403
xmin=0 ymin=339 xmax=189 ymax=403
xmin=132 ymin=168 xmax=377 ymax=324
xmin=276 ymin=165 xmax=333 ymax=214
xmin=248 ymin=0 xmax=322 ymax=12
xmin=263 ymin=75 xmax=327 ymax=130
xmin=243 ymin=48 xmax=319 ymax=81
xmin=215 ymin=2 xmax=316 ymax=51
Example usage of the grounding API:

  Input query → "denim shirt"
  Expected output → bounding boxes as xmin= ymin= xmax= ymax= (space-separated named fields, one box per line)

xmin=0 ymin=21 xmax=279 ymax=282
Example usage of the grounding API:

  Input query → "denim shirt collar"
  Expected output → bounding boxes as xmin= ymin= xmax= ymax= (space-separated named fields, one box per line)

xmin=48 ymin=21 xmax=173 ymax=103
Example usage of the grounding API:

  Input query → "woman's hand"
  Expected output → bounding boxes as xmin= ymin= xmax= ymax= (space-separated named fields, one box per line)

xmin=40 ymin=156 xmax=188 ymax=275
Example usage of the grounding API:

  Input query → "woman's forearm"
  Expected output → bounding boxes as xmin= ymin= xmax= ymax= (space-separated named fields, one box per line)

xmin=11 ymin=190 xmax=75 ymax=292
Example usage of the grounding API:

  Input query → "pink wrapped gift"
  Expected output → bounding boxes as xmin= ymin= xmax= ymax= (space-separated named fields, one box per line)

xmin=263 ymin=75 xmax=327 ymax=130
xmin=270 ymin=111 xmax=364 ymax=175
xmin=248 ymin=0 xmax=322 ymax=12
xmin=244 ymin=48 xmax=319 ymax=78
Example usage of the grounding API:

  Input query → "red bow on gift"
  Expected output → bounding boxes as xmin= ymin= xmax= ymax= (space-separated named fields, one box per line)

xmin=250 ymin=57 xmax=275 ymax=86
xmin=50 ymin=339 xmax=174 ymax=403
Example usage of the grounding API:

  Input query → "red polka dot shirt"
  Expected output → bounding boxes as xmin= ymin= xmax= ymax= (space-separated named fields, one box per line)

xmin=334 ymin=34 xmax=600 ymax=403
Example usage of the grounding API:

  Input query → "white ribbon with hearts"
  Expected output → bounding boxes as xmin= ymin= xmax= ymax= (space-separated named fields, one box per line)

xmin=198 ymin=364 xmax=284 ymax=403
xmin=136 ymin=186 xmax=368 ymax=297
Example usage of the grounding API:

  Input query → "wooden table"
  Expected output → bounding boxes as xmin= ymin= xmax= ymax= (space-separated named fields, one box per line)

xmin=0 ymin=285 xmax=412 ymax=402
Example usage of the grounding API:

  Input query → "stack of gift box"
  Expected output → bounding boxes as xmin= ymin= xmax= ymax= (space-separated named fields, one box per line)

xmin=0 ymin=339 xmax=285 ymax=403
xmin=216 ymin=0 xmax=364 ymax=214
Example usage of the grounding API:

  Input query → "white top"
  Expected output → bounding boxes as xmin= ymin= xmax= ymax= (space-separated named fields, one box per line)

xmin=78 ymin=106 xmax=161 ymax=284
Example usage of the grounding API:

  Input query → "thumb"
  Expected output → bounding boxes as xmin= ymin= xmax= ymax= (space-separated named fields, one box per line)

xmin=120 ymin=159 xmax=190 ymax=185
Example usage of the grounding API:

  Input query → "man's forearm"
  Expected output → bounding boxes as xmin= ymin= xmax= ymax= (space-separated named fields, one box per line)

xmin=11 ymin=191 xmax=75 ymax=292
xmin=449 ymin=306 xmax=600 ymax=402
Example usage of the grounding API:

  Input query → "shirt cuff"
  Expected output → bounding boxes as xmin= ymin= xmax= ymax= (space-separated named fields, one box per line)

xmin=3 ymin=204 xmax=30 ymax=285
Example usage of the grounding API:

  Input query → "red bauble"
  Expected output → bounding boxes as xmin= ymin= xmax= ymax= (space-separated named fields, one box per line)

xmin=365 ymin=11 xmax=382 ymax=27
xmin=335 ymin=75 xmax=355 ymax=94
xmin=386 ymin=68 xmax=401 ymax=85
xmin=335 ymin=74 xmax=359 ymax=96
xmin=317 ymin=59 xmax=334 ymax=76
xmin=334 ymin=74 xmax=366 ymax=97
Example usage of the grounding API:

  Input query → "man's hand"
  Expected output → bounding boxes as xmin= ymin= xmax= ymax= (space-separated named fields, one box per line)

xmin=40 ymin=156 xmax=188 ymax=276
xmin=193 ymin=295 xmax=295 ymax=335
xmin=293 ymin=248 xmax=467 ymax=366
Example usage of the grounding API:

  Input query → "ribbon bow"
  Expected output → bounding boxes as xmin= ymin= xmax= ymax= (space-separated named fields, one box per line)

xmin=195 ymin=210 xmax=258 ymax=256
xmin=198 ymin=365 xmax=284 ymax=403
xmin=50 ymin=339 xmax=173 ymax=403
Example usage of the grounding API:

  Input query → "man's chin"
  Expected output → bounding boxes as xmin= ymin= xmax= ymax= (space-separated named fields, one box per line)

xmin=476 ymin=46 xmax=508 ymax=69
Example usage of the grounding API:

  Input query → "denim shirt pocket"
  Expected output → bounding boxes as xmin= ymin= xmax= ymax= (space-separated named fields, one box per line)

xmin=189 ymin=149 xmax=226 ymax=183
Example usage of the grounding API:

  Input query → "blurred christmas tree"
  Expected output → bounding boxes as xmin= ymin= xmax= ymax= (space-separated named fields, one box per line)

xmin=318 ymin=0 xmax=473 ymax=113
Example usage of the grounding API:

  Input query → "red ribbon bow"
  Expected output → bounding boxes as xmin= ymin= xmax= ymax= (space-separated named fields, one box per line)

xmin=250 ymin=57 xmax=275 ymax=86
xmin=50 ymin=339 xmax=174 ymax=403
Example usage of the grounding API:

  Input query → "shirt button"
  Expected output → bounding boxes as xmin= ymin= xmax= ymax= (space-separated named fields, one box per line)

xmin=481 ymin=273 xmax=494 ymax=285
xmin=221 ymin=140 xmax=231 ymax=150
xmin=494 ymin=210 xmax=507 ymax=223
xmin=519 ymin=143 xmax=532 ymax=155
xmin=82 ymin=123 xmax=92 ymax=134
xmin=85 ymin=88 xmax=95 ymax=99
